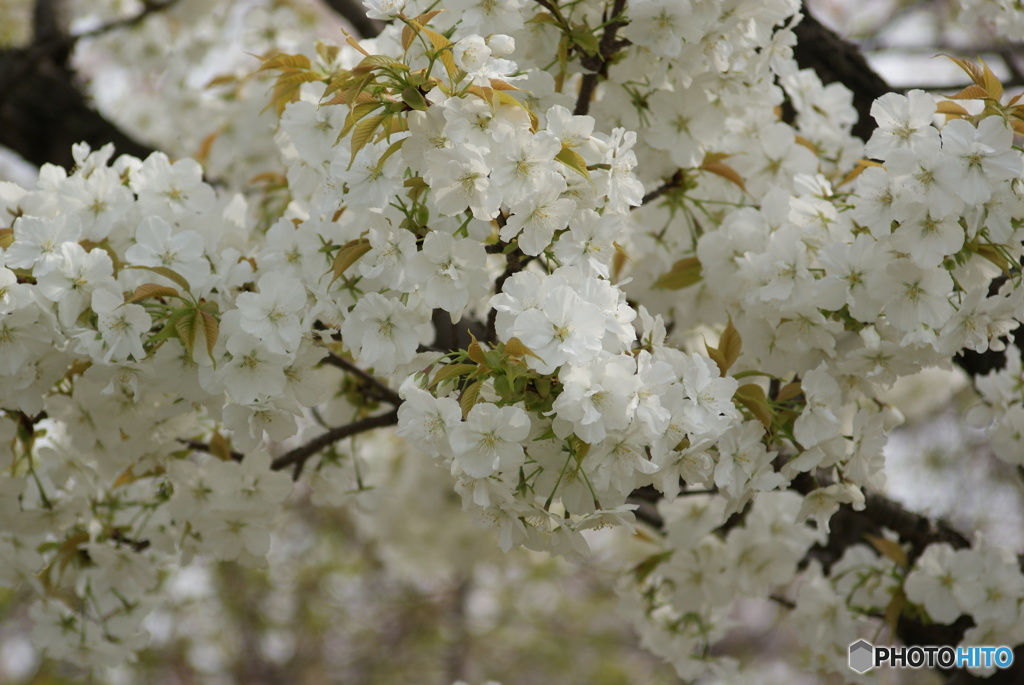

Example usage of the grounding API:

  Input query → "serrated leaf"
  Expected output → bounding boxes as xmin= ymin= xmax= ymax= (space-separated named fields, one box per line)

xmin=374 ymin=137 xmax=407 ymax=176
xmin=339 ymin=71 xmax=378 ymax=118
xmin=653 ymin=256 xmax=702 ymax=290
xmin=948 ymin=84 xmax=991 ymax=101
xmin=149 ymin=309 xmax=188 ymax=347
xmin=417 ymin=23 xmax=460 ymax=83
xmin=342 ymin=28 xmax=371 ymax=57
xmin=793 ymin=135 xmax=818 ymax=155
xmin=466 ymin=84 xmax=494 ymax=103
xmin=701 ymin=160 xmax=746 ymax=192
xmin=112 ymin=466 xmax=137 ymax=489
xmin=975 ymin=243 xmax=1011 ymax=276
xmin=489 ymin=79 xmax=521 ymax=91
xmin=200 ymin=311 xmax=219 ymax=362
xmin=734 ymin=383 xmax=772 ymax=429
xmin=467 ymin=334 xmax=486 ymax=365
xmin=717 ymin=318 xmax=741 ymax=373
xmin=330 ymin=237 xmax=371 ymax=283
xmin=257 ymin=53 xmax=311 ymax=73
xmin=837 ymin=158 xmax=885 ymax=188
xmin=504 ymin=337 xmax=544 ymax=362
xmin=126 ymin=265 xmax=191 ymax=292
xmin=460 ymin=379 xmax=483 ymax=418
xmin=568 ymin=435 xmax=590 ymax=465
xmin=940 ymin=54 xmax=986 ymax=88
xmin=633 ymin=550 xmax=673 ymax=582
xmin=267 ymin=70 xmax=321 ymax=115
xmin=402 ymin=10 xmax=444 ymax=51
xmin=322 ymin=69 xmax=355 ymax=101
xmin=316 ymin=40 xmax=340 ymax=66
xmin=569 ymin=23 xmax=600 ymax=56
xmin=401 ymin=85 xmax=429 ymax=110
xmin=980 ymin=58 xmax=1004 ymax=100
xmin=205 ymin=73 xmax=239 ymax=88
xmin=127 ymin=283 xmax=180 ymax=304
xmin=175 ymin=310 xmax=203 ymax=357
xmin=935 ymin=100 xmax=970 ymax=117
xmin=705 ymin=340 xmax=726 ymax=377
xmin=429 ymin=363 xmax=478 ymax=388
xmin=776 ymin=380 xmax=803 ymax=403
xmin=866 ymin=534 xmax=909 ymax=568
xmin=555 ymin=145 xmax=591 ymax=181
xmin=884 ymin=587 xmax=907 ymax=640
xmin=349 ymin=114 xmax=387 ymax=165
xmin=209 ymin=431 xmax=232 ymax=461
xmin=494 ymin=90 xmax=538 ymax=130
xmin=978 ymin=58 xmax=1003 ymax=99
xmin=338 ymin=101 xmax=383 ymax=142
xmin=358 ymin=54 xmax=410 ymax=72
xmin=612 ymin=241 xmax=629 ymax=282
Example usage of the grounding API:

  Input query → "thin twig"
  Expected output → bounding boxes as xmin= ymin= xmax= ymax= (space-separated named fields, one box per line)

xmin=270 ymin=408 xmax=400 ymax=475
xmin=74 ymin=0 xmax=179 ymax=42
xmin=178 ymin=438 xmax=244 ymax=462
xmin=639 ymin=169 xmax=685 ymax=207
xmin=486 ymin=247 xmax=522 ymax=343
xmin=321 ymin=349 xmax=403 ymax=405
xmin=573 ymin=0 xmax=629 ymax=116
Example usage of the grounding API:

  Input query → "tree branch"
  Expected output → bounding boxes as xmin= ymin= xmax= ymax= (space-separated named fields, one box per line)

xmin=0 ymin=1 xmax=179 ymax=169
xmin=321 ymin=349 xmax=403 ymax=405
xmin=573 ymin=0 xmax=629 ymax=116
xmin=270 ymin=408 xmax=400 ymax=475
xmin=792 ymin=4 xmax=890 ymax=143
xmin=319 ymin=0 xmax=384 ymax=39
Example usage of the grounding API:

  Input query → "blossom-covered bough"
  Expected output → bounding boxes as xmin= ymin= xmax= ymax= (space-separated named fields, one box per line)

xmin=5 ymin=0 xmax=1024 ymax=680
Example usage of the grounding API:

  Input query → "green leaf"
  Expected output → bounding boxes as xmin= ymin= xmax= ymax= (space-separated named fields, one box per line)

xmin=716 ymin=318 xmax=741 ymax=374
xmin=417 ymin=23 xmax=461 ymax=83
xmin=349 ymin=114 xmax=387 ymax=166
xmin=776 ymin=381 xmax=803 ymax=403
xmin=338 ymin=102 xmax=383 ymax=143
xmin=652 ymin=256 xmax=701 ymax=290
xmin=429 ymin=363 xmax=478 ymax=388
xmin=175 ymin=309 xmax=203 ymax=358
xmin=460 ymin=379 xmax=483 ymax=418
xmin=257 ymin=53 xmax=312 ymax=73
xmin=555 ymin=145 xmax=591 ymax=181
xmin=357 ymin=54 xmax=410 ymax=72
xmin=199 ymin=311 xmax=219 ymax=363
xmin=504 ymin=337 xmax=544 ymax=363
xmin=330 ymin=237 xmax=372 ymax=284
xmin=401 ymin=10 xmax=444 ymax=51
xmin=401 ymin=86 xmax=429 ymax=111
xmin=126 ymin=265 xmax=191 ymax=292
xmin=884 ymin=587 xmax=907 ymax=641
xmin=733 ymin=383 xmax=772 ymax=430
xmin=633 ymin=550 xmax=673 ymax=583
xmin=467 ymin=334 xmax=487 ymax=366
xmin=866 ymin=534 xmax=909 ymax=568
xmin=374 ymin=137 xmax=407 ymax=176
xmin=569 ymin=23 xmax=600 ymax=57
xmin=126 ymin=283 xmax=180 ymax=304
xmin=975 ymin=243 xmax=1011 ymax=276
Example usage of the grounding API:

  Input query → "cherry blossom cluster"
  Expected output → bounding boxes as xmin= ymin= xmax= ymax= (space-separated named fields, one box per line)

xmin=4 ymin=0 xmax=1024 ymax=679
